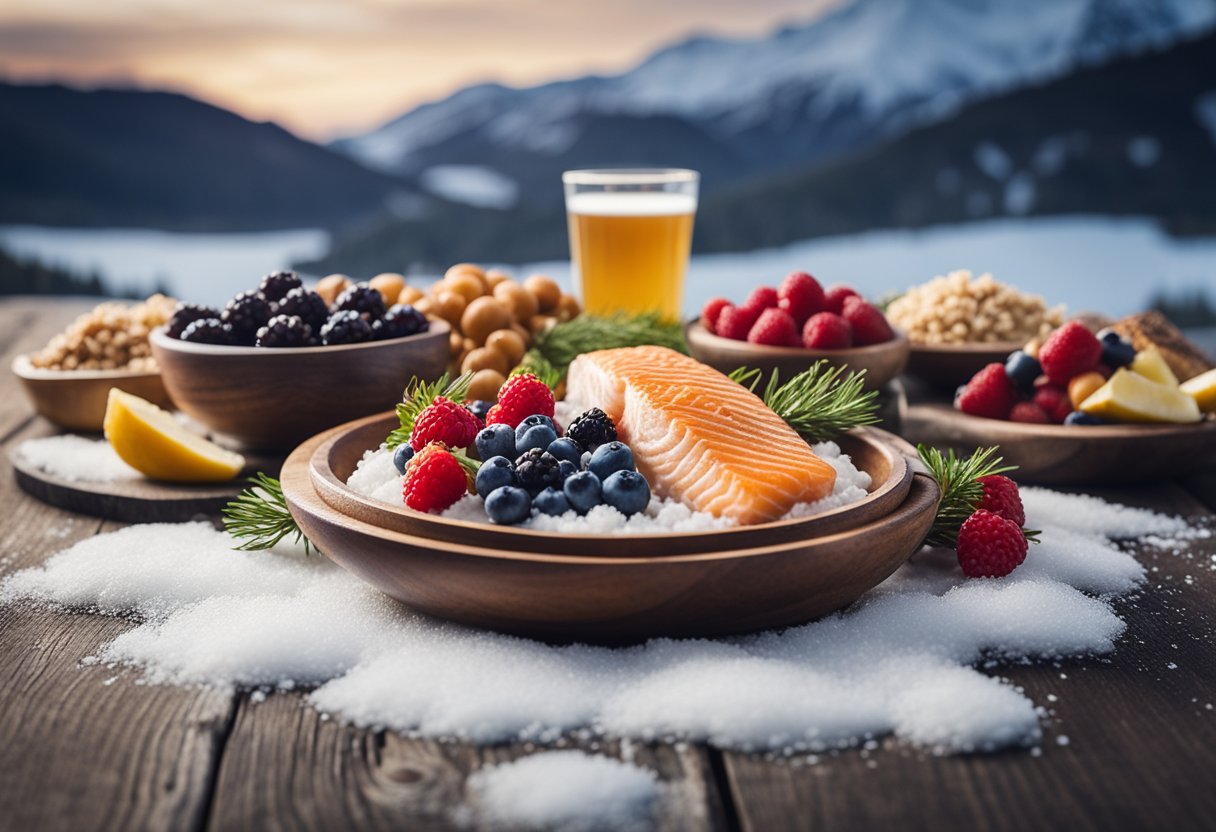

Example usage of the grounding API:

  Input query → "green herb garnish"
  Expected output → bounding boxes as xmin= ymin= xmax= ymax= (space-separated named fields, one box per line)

xmin=530 ymin=313 xmax=687 ymax=378
xmin=386 ymin=372 xmax=474 ymax=449
xmin=916 ymin=444 xmax=1026 ymax=548
xmin=222 ymin=473 xmax=312 ymax=555
xmin=511 ymin=352 xmax=563 ymax=391
xmin=730 ymin=362 xmax=880 ymax=442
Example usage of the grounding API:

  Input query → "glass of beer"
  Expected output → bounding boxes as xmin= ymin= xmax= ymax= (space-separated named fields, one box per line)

xmin=563 ymin=168 xmax=698 ymax=321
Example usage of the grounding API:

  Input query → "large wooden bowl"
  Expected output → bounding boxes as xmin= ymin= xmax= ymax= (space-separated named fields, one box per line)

xmin=686 ymin=322 xmax=909 ymax=390
xmin=11 ymin=354 xmax=172 ymax=432
xmin=305 ymin=412 xmax=915 ymax=557
xmin=905 ymin=403 xmax=1216 ymax=484
xmin=905 ymin=341 xmax=1022 ymax=389
xmin=150 ymin=323 xmax=450 ymax=450
xmin=281 ymin=432 xmax=940 ymax=643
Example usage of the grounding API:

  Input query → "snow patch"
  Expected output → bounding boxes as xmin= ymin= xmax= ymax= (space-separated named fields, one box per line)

xmin=418 ymin=165 xmax=518 ymax=210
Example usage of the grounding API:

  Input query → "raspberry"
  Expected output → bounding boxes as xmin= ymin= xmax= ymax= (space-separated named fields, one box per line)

xmin=744 ymin=286 xmax=779 ymax=311
xmin=802 ymin=312 xmax=853 ymax=349
xmin=824 ymin=285 xmax=860 ymax=314
xmin=956 ymin=509 xmax=1028 ymax=578
xmin=403 ymin=444 xmax=470 ymax=513
xmin=977 ymin=474 xmax=1025 ymax=526
xmin=1009 ymin=401 xmax=1050 ymax=424
xmin=777 ymin=271 xmax=825 ymax=326
xmin=701 ymin=297 xmax=731 ymax=334
xmin=747 ymin=308 xmax=799 ymax=347
xmin=494 ymin=373 xmax=555 ymax=428
xmin=485 ymin=403 xmax=507 ymax=426
xmin=841 ymin=296 xmax=894 ymax=346
xmin=957 ymin=363 xmax=1017 ymax=419
xmin=1033 ymin=385 xmax=1072 ymax=423
xmin=715 ymin=304 xmax=761 ymax=341
xmin=410 ymin=396 xmax=481 ymax=451
xmin=1038 ymin=321 xmax=1101 ymax=385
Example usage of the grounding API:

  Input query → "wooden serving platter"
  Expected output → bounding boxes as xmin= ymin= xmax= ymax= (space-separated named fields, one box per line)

xmin=305 ymin=412 xmax=916 ymax=557
xmin=281 ymin=431 xmax=940 ymax=643
xmin=905 ymin=403 xmax=1216 ymax=484
xmin=9 ymin=441 xmax=282 ymax=523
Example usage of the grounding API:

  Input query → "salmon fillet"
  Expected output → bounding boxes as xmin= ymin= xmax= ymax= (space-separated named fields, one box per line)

xmin=565 ymin=346 xmax=836 ymax=524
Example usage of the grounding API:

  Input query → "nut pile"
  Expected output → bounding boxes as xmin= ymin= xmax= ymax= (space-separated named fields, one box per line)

xmin=320 ymin=264 xmax=580 ymax=402
xmin=886 ymin=270 xmax=1064 ymax=345
xmin=30 ymin=294 xmax=177 ymax=372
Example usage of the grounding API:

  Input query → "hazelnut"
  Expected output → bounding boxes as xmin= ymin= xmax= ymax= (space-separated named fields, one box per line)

xmin=460 ymin=296 xmax=512 ymax=345
xmin=316 ymin=274 xmax=351 ymax=307
xmin=484 ymin=269 xmax=511 ymax=290
xmin=369 ymin=273 xmax=407 ymax=306
xmin=432 ymin=291 xmax=467 ymax=326
xmin=492 ymin=280 xmax=538 ymax=322
xmin=466 ymin=368 xmax=506 ymax=402
xmin=485 ymin=328 xmax=526 ymax=366
xmin=462 ymin=346 xmax=509 ymax=376
xmin=445 ymin=263 xmax=488 ymax=289
xmin=557 ymin=293 xmax=581 ymax=322
xmin=439 ymin=272 xmax=486 ymax=304
xmin=397 ymin=285 xmax=425 ymax=305
xmin=524 ymin=274 xmax=561 ymax=313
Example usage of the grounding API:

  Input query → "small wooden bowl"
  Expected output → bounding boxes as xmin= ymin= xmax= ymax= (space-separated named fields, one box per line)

xmin=305 ymin=412 xmax=915 ymax=557
xmin=904 ymin=403 xmax=1216 ymax=484
xmin=905 ymin=341 xmax=1022 ymax=390
xmin=150 ymin=322 xmax=450 ymax=450
xmin=686 ymin=322 xmax=910 ymax=390
xmin=11 ymin=355 xmax=172 ymax=432
xmin=281 ymin=430 xmax=940 ymax=643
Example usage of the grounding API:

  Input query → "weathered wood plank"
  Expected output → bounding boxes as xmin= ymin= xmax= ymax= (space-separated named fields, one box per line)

xmin=209 ymin=693 xmax=731 ymax=831
xmin=721 ymin=483 xmax=1216 ymax=832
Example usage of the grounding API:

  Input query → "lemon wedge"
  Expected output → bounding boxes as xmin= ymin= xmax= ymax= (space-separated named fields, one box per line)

xmin=103 ymin=389 xmax=245 ymax=482
xmin=1181 ymin=368 xmax=1216 ymax=414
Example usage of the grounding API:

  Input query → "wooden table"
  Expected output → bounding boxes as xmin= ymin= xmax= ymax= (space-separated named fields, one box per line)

xmin=2 ymin=297 xmax=1214 ymax=831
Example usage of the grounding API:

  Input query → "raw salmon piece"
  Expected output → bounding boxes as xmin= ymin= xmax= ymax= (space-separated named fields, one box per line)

xmin=566 ymin=346 xmax=836 ymax=524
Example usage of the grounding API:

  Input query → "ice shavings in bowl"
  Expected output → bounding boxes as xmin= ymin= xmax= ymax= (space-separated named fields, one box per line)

xmin=345 ymin=439 xmax=872 ymax=533
xmin=0 ymin=489 xmax=1198 ymax=756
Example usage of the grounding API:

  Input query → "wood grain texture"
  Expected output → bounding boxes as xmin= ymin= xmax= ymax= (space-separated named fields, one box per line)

xmin=11 ymin=352 xmax=172 ymax=432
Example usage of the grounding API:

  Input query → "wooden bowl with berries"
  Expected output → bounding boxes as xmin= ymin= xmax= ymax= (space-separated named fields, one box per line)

xmin=687 ymin=275 xmax=909 ymax=391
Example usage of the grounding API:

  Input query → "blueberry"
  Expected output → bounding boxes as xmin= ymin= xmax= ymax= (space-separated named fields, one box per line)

xmin=533 ymin=487 xmax=572 ymax=517
xmin=515 ymin=414 xmax=556 ymax=442
xmin=1064 ymin=411 xmax=1106 ymax=426
xmin=475 ymin=423 xmax=517 ymax=462
xmin=588 ymin=441 xmax=635 ymax=480
xmin=547 ymin=437 xmax=583 ymax=466
xmin=1004 ymin=350 xmax=1042 ymax=392
xmin=484 ymin=486 xmax=531 ymax=525
xmin=392 ymin=444 xmax=415 ymax=475
xmin=602 ymin=470 xmax=650 ymax=517
xmin=468 ymin=400 xmax=494 ymax=422
xmin=1100 ymin=338 xmax=1135 ymax=369
xmin=580 ymin=451 xmax=592 ymax=470
xmin=476 ymin=456 xmax=518 ymax=498
xmin=563 ymin=471 xmax=603 ymax=515
xmin=557 ymin=459 xmax=578 ymax=483
xmin=516 ymin=424 xmax=558 ymax=455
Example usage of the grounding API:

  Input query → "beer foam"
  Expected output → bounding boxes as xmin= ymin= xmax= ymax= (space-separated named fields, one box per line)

xmin=567 ymin=191 xmax=697 ymax=217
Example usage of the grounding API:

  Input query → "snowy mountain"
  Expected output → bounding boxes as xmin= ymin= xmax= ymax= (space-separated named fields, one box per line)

xmin=334 ymin=0 xmax=1216 ymax=204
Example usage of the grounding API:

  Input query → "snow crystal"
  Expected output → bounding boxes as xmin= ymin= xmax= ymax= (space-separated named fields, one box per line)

xmin=1 ymin=488 xmax=1192 ymax=756
xmin=467 ymin=751 xmax=658 ymax=832
xmin=17 ymin=436 xmax=139 ymax=483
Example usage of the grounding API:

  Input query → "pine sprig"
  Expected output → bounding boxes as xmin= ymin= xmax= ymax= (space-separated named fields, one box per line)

xmin=386 ymin=372 xmax=474 ymax=449
xmin=222 ymin=473 xmax=312 ymax=555
xmin=730 ymin=362 xmax=880 ymax=442
xmin=531 ymin=313 xmax=688 ymax=377
xmin=511 ymin=352 xmax=563 ymax=391
xmin=917 ymin=444 xmax=1015 ymax=548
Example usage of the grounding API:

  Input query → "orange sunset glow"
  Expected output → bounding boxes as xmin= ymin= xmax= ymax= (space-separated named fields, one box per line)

xmin=0 ymin=0 xmax=840 ymax=139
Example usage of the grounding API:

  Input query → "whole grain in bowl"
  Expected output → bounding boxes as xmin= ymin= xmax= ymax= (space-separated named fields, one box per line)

xmin=30 ymin=294 xmax=177 ymax=371
xmin=887 ymin=270 xmax=1064 ymax=345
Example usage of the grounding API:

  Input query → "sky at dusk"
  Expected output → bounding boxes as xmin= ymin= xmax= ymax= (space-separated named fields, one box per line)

xmin=0 ymin=0 xmax=841 ymax=140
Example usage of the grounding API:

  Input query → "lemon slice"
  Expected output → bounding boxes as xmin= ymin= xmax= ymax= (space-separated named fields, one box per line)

xmin=103 ymin=389 xmax=245 ymax=482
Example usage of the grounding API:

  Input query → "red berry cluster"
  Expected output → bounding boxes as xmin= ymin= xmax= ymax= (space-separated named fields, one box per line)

xmin=485 ymin=373 xmax=555 ymax=429
xmin=701 ymin=272 xmax=895 ymax=350
xmin=955 ymin=475 xmax=1031 ymax=578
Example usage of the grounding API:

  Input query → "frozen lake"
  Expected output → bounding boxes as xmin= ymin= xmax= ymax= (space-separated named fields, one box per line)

xmin=2 ymin=216 xmax=1213 ymax=319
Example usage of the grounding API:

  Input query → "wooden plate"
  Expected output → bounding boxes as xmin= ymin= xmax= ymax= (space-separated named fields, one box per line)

xmin=904 ymin=403 xmax=1216 ymax=484
xmin=281 ymin=437 xmax=940 ymax=643
xmin=11 ymin=354 xmax=172 ymax=432
xmin=904 ymin=341 xmax=1022 ymax=389
xmin=686 ymin=322 xmax=910 ymax=390
xmin=304 ymin=412 xmax=915 ymax=557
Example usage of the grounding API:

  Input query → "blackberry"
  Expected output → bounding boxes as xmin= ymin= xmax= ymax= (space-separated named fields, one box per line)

xmin=320 ymin=309 xmax=373 ymax=345
xmin=222 ymin=290 xmax=272 ymax=345
xmin=334 ymin=283 xmax=386 ymax=321
xmin=256 ymin=314 xmax=313 ymax=348
xmin=514 ymin=448 xmax=562 ymax=495
xmin=167 ymin=303 xmax=221 ymax=339
xmin=274 ymin=287 xmax=329 ymax=332
xmin=566 ymin=408 xmax=617 ymax=451
xmin=180 ymin=318 xmax=234 ymax=345
xmin=258 ymin=270 xmax=303 ymax=303
xmin=373 ymin=304 xmax=428 ymax=340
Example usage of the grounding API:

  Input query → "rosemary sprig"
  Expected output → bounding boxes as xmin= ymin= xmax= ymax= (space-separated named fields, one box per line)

xmin=917 ymin=444 xmax=1021 ymax=548
xmin=222 ymin=473 xmax=312 ymax=555
xmin=730 ymin=362 xmax=880 ymax=442
xmin=386 ymin=372 xmax=474 ymax=449
xmin=531 ymin=313 xmax=688 ymax=377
